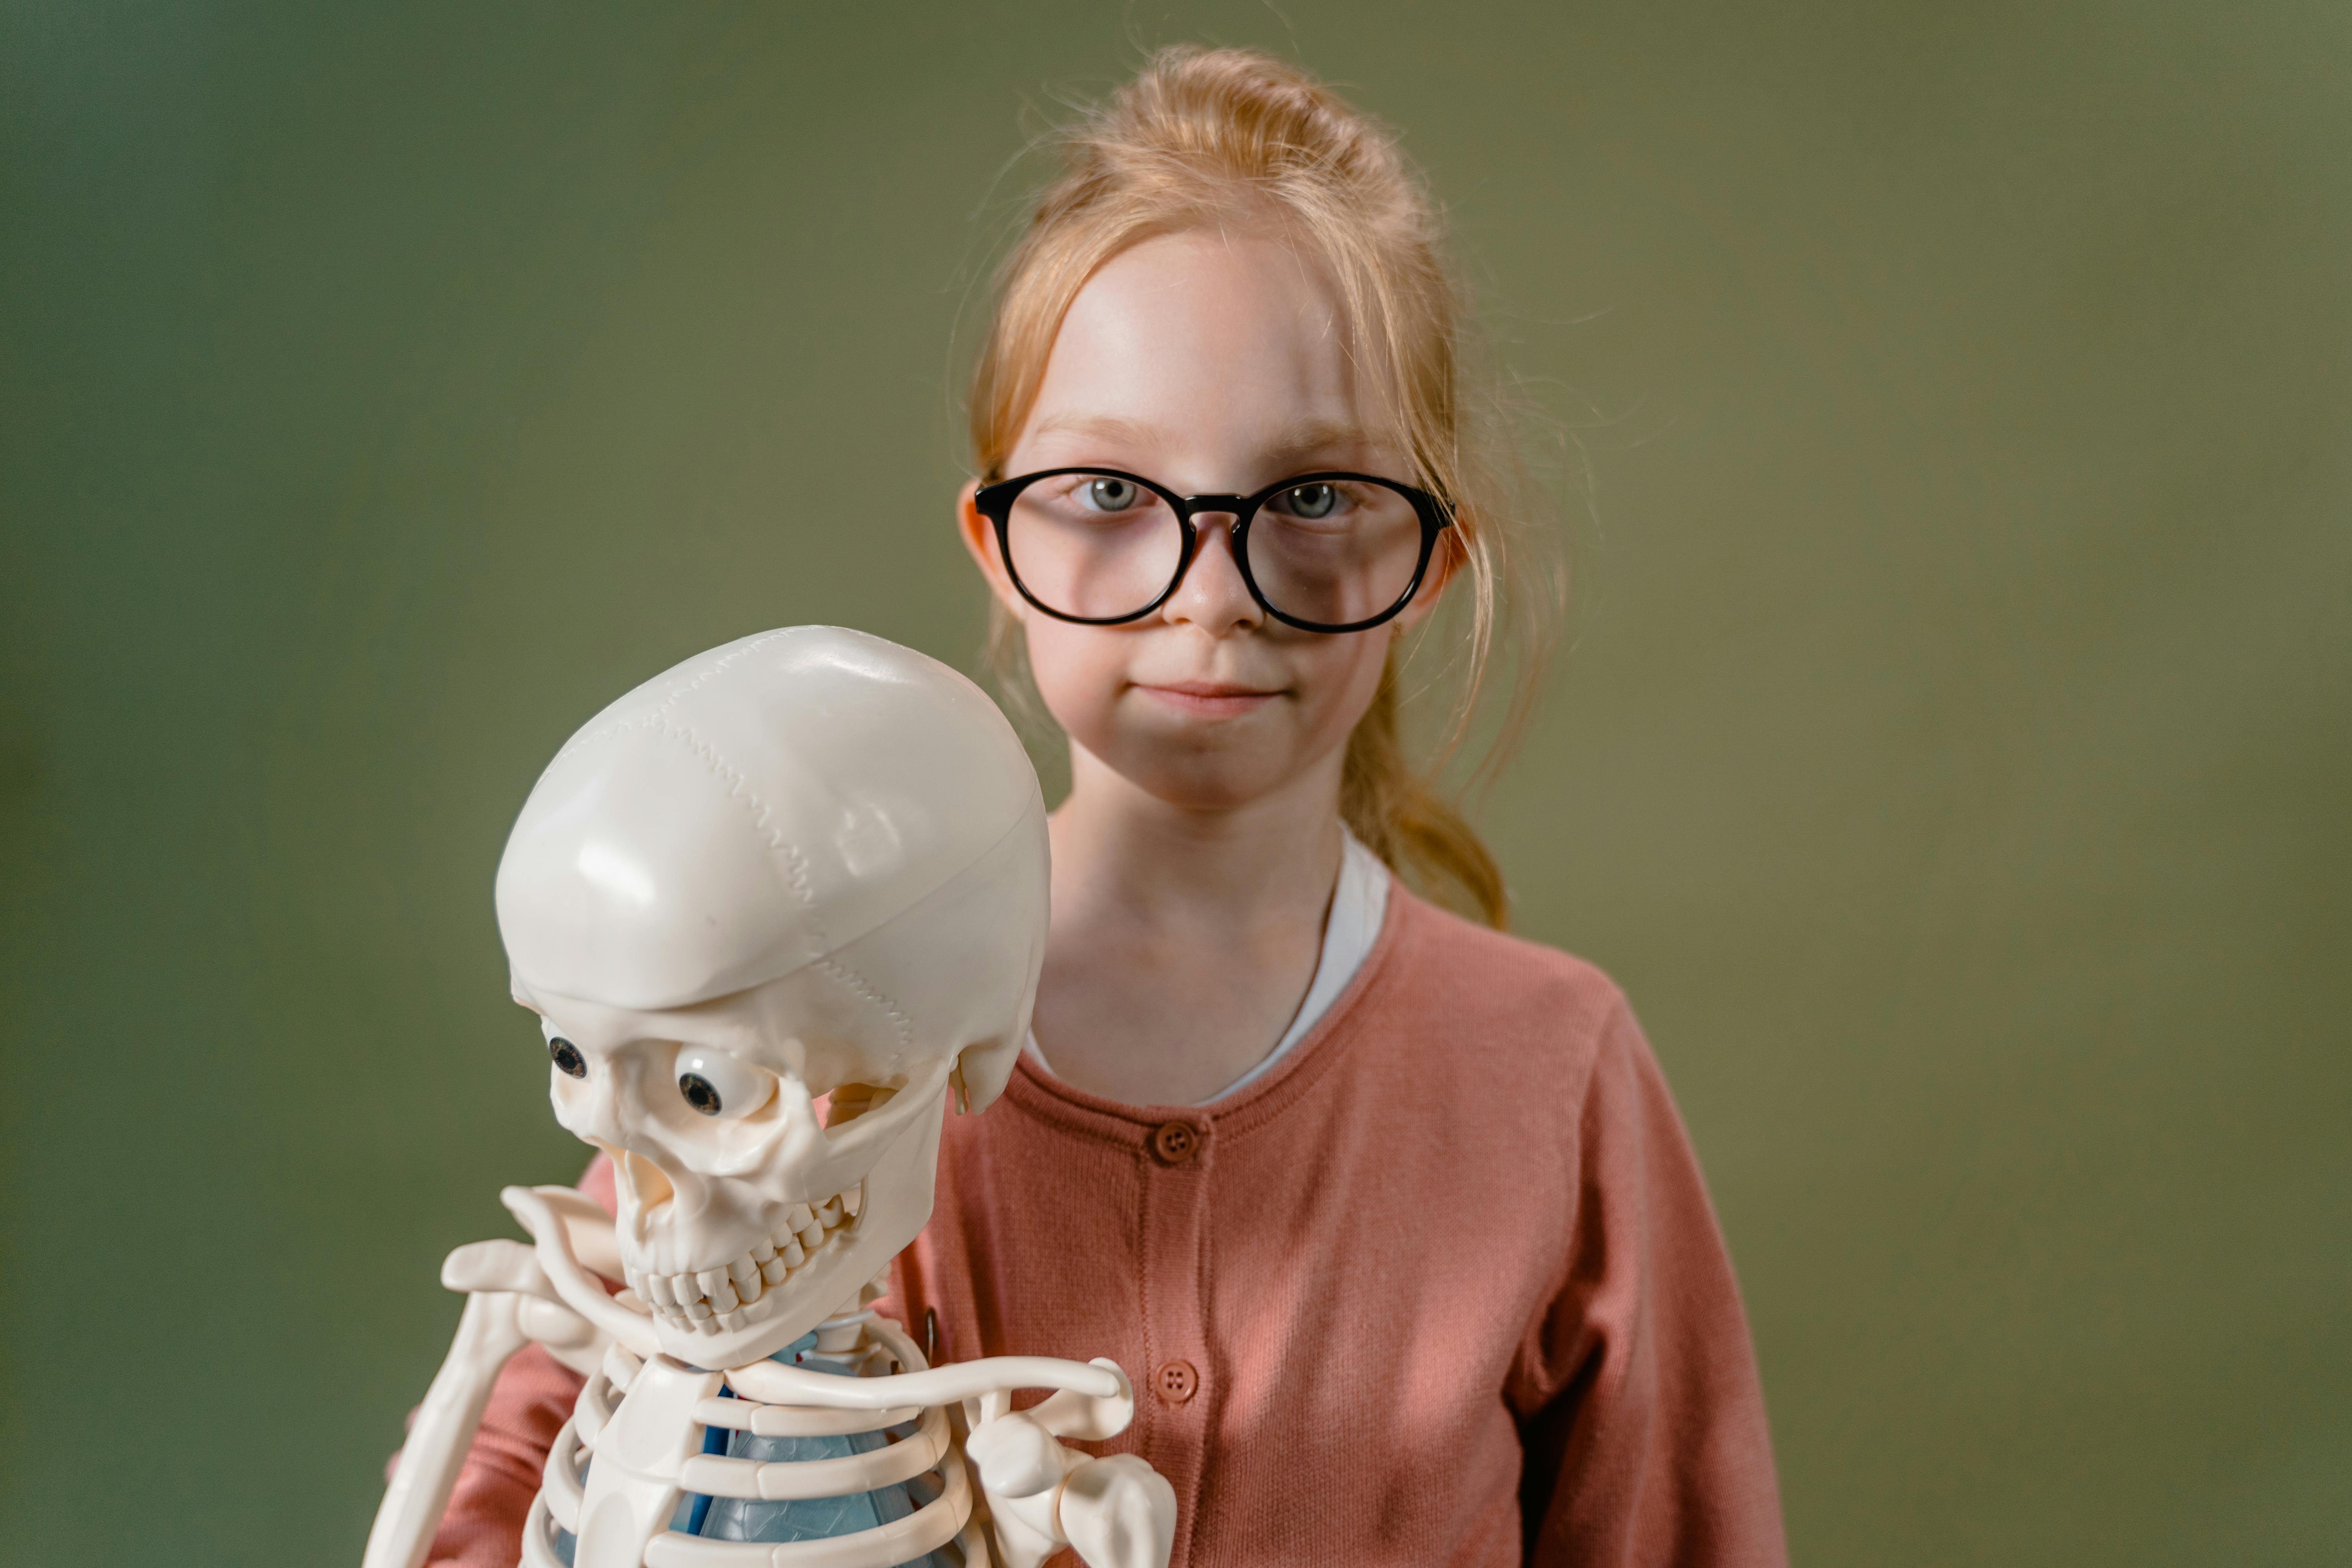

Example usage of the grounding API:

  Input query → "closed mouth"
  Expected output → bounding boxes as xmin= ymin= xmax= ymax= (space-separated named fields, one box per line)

xmin=1136 ymin=681 xmax=1284 ymax=713
xmin=623 ymin=1181 xmax=862 ymax=1337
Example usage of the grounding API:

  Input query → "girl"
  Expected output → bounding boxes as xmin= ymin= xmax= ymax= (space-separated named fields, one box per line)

xmin=424 ymin=47 xmax=1784 ymax=1567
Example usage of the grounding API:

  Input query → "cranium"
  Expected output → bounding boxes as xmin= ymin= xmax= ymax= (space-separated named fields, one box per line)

xmin=494 ymin=626 xmax=1047 ymax=1370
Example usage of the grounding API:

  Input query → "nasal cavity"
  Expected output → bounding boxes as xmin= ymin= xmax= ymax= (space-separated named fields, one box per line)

xmin=614 ymin=1149 xmax=675 ymax=1213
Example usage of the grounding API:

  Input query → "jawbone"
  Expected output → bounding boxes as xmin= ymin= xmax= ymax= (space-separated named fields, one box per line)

xmin=625 ymin=1180 xmax=862 ymax=1336
xmin=622 ymin=1089 xmax=947 ymax=1369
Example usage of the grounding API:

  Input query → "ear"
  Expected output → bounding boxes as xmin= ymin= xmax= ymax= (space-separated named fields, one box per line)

xmin=1390 ymin=512 xmax=1468 ymax=634
xmin=958 ymin=481 xmax=1027 ymax=617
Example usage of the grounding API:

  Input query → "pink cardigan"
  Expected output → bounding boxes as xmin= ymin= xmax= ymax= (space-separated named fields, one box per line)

xmin=410 ymin=888 xmax=1786 ymax=1566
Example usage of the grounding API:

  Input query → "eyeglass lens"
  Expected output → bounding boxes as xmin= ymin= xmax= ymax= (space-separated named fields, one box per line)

xmin=1004 ymin=473 xmax=1426 ymax=626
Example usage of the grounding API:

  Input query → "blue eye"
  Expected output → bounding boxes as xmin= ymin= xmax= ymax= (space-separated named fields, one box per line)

xmin=1082 ymin=477 xmax=1141 ymax=512
xmin=1279 ymin=483 xmax=1339 ymax=519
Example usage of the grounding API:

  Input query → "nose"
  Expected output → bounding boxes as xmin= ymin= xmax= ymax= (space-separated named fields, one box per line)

xmin=555 ymin=1056 xmax=626 ymax=1147
xmin=556 ymin=1055 xmax=711 ymax=1220
xmin=1161 ymin=511 xmax=1263 ymax=634
xmin=610 ymin=1146 xmax=678 ymax=1216
xmin=608 ymin=1133 xmax=711 ymax=1234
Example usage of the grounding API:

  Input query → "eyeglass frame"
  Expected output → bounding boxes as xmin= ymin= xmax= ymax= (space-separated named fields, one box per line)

xmin=972 ymin=466 xmax=1456 ymax=635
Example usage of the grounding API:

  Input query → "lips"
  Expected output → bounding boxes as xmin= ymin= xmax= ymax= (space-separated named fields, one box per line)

xmin=621 ymin=1181 xmax=862 ymax=1338
xmin=1135 ymin=680 xmax=1284 ymax=716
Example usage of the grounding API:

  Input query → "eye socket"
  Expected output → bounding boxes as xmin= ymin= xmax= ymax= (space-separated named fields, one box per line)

xmin=548 ymin=1038 xmax=588 ymax=1080
xmin=674 ymin=1046 xmax=773 ymax=1120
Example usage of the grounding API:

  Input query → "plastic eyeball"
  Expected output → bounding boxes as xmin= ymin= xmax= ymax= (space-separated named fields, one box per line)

xmin=674 ymin=1046 xmax=773 ymax=1120
xmin=548 ymin=1038 xmax=588 ymax=1079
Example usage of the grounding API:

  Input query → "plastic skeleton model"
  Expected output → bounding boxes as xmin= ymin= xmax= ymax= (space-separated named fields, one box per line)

xmin=364 ymin=628 xmax=1177 ymax=1568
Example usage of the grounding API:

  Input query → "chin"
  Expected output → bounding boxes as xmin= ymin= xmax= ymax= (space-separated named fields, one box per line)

xmin=1114 ymin=742 xmax=1302 ymax=812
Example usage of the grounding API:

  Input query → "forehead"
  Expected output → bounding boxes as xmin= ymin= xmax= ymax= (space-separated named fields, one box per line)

xmin=524 ymin=993 xmax=749 ymax=1056
xmin=1022 ymin=229 xmax=1382 ymax=472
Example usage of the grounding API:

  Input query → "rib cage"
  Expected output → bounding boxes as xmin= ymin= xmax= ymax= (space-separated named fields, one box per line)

xmin=522 ymin=1314 xmax=990 ymax=1568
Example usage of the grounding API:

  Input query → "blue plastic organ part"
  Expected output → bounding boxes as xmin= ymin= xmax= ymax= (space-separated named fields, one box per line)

xmin=550 ymin=1330 xmax=946 ymax=1568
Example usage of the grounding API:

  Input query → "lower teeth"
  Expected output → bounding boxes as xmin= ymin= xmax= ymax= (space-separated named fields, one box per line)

xmin=637 ymin=1190 xmax=856 ymax=1330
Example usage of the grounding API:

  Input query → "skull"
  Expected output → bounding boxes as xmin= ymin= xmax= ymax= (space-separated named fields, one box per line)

xmin=494 ymin=627 xmax=1047 ymax=1369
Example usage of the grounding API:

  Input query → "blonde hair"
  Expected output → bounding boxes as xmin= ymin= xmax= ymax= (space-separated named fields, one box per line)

xmin=968 ymin=47 xmax=1559 ymax=927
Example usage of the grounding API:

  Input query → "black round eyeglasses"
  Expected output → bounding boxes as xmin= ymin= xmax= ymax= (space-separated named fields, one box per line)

xmin=973 ymin=467 xmax=1454 ymax=634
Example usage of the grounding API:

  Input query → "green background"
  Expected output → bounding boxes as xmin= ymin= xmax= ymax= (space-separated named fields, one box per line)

xmin=4 ymin=3 xmax=2346 ymax=1563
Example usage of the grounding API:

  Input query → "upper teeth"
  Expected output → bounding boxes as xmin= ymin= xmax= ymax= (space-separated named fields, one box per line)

xmin=626 ymin=1182 xmax=862 ymax=1336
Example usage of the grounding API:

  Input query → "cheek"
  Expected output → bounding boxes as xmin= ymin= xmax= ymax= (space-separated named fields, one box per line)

xmin=1022 ymin=621 xmax=1132 ymax=740
xmin=1299 ymin=633 xmax=1392 ymax=744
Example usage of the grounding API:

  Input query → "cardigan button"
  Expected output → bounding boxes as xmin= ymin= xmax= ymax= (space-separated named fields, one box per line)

xmin=1151 ymin=1122 xmax=1199 ymax=1164
xmin=1154 ymin=1359 xmax=1199 ymax=1404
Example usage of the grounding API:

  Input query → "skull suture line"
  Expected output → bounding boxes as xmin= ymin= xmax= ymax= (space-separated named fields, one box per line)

xmin=494 ymin=626 xmax=1047 ymax=1370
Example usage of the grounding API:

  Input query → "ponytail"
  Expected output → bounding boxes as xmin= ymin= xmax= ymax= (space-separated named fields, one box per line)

xmin=1342 ymin=655 xmax=1508 ymax=926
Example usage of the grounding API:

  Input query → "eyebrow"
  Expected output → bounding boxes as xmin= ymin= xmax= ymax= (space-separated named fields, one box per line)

xmin=1261 ymin=417 xmax=1381 ymax=462
xmin=1024 ymin=413 xmax=1383 ymax=463
xmin=1025 ymin=413 xmax=1165 ymax=448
